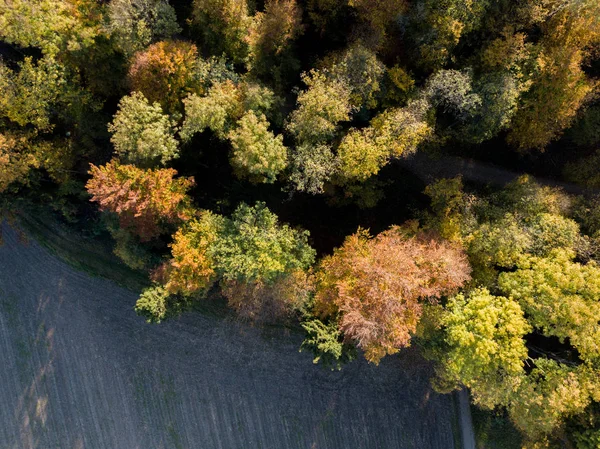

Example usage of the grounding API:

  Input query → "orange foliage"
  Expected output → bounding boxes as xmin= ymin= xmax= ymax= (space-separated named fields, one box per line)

xmin=315 ymin=226 xmax=471 ymax=363
xmin=128 ymin=40 xmax=199 ymax=113
xmin=86 ymin=159 xmax=194 ymax=241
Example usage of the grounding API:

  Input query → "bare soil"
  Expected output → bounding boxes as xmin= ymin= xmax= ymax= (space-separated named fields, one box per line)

xmin=0 ymin=224 xmax=457 ymax=449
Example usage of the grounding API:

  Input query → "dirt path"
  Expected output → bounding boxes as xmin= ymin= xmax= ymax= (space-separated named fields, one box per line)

xmin=0 ymin=224 xmax=457 ymax=449
xmin=458 ymin=390 xmax=476 ymax=449
xmin=400 ymin=152 xmax=592 ymax=195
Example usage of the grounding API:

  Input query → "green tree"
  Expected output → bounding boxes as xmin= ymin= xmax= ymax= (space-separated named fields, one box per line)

xmin=286 ymin=70 xmax=353 ymax=144
xmin=336 ymin=100 xmax=431 ymax=182
xmin=499 ymin=251 xmax=600 ymax=363
xmin=0 ymin=0 xmax=102 ymax=56
xmin=441 ymin=288 xmax=530 ymax=408
xmin=0 ymin=56 xmax=91 ymax=132
xmin=300 ymin=315 xmax=356 ymax=369
xmin=408 ymin=0 xmax=489 ymax=70
xmin=191 ymin=0 xmax=251 ymax=63
xmin=181 ymin=81 xmax=243 ymax=140
xmin=212 ymin=202 xmax=316 ymax=283
xmin=227 ymin=111 xmax=288 ymax=184
xmin=107 ymin=0 xmax=181 ymax=57
xmin=108 ymin=92 xmax=179 ymax=166
xmin=246 ymin=0 xmax=304 ymax=83
xmin=320 ymin=44 xmax=386 ymax=110
xmin=0 ymin=133 xmax=40 ymax=193
xmin=287 ymin=143 xmax=338 ymax=194
xmin=425 ymin=69 xmax=482 ymax=122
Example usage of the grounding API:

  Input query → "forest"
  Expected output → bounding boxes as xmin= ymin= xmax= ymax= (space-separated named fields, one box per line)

xmin=1 ymin=0 xmax=600 ymax=447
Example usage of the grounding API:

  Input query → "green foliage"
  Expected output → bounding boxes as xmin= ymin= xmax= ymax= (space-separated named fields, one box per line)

xmin=0 ymin=0 xmax=102 ymax=56
xmin=246 ymin=0 xmax=304 ymax=84
xmin=300 ymin=316 xmax=356 ymax=370
xmin=135 ymin=285 xmax=178 ymax=323
xmin=408 ymin=0 xmax=489 ymax=70
xmin=212 ymin=202 xmax=316 ymax=283
xmin=336 ymin=100 xmax=431 ymax=182
xmin=181 ymin=81 xmax=244 ymax=140
xmin=286 ymin=70 xmax=353 ymax=144
xmin=108 ymin=0 xmax=181 ymax=57
xmin=227 ymin=111 xmax=287 ymax=184
xmin=0 ymin=133 xmax=40 ymax=193
xmin=108 ymin=92 xmax=179 ymax=166
xmin=320 ymin=44 xmax=386 ymax=110
xmin=442 ymin=288 xmax=530 ymax=408
xmin=499 ymin=251 xmax=600 ymax=363
xmin=336 ymin=127 xmax=388 ymax=182
xmin=426 ymin=69 xmax=481 ymax=122
xmin=0 ymin=56 xmax=92 ymax=132
xmin=191 ymin=0 xmax=251 ymax=63
xmin=287 ymin=143 xmax=337 ymax=194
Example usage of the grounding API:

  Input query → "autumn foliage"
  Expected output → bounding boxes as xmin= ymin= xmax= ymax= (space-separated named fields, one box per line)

xmin=86 ymin=160 xmax=194 ymax=241
xmin=315 ymin=226 xmax=471 ymax=363
xmin=128 ymin=40 xmax=200 ymax=113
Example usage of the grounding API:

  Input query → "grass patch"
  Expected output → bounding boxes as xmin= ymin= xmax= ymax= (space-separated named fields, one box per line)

xmin=14 ymin=207 xmax=149 ymax=292
xmin=472 ymin=407 xmax=522 ymax=449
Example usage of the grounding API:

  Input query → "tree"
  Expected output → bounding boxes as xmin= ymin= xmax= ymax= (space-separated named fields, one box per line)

xmin=425 ymin=69 xmax=482 ymax=122
xmin=161 ymin=211 xmax=226 ymax=296
xmin=0 ymin=56 xmax=88 ymax=132
xmin=86 ymin=160 xmax=194 ymax=241
xmin=0 ymin=133 xmax=39 ymax=193
xmin=212 ymin=202 xmax=316 ymax=283
xmin=191 ymin=0 xmax=251 ymax=63
xmin=287 ymin=143 xmax=338 ymax=194
xmin=0 ymin=0 xmax=102 ymax=56
xmin=300 ymin=315 xmax=356 ymax=369
xmin=222 ymin=269 xmax=311 ymax=321
xmin=155 ymin=202 xmax=316 ymax=321
xmin=286 ymin=70 xmax=353 ymax=144
xmin=128 ymin=40 xmax=201 ymax=114
xmin=506 ymin=47 xmax=593 ymax=151
xmin=499 ymin=250 xmax=600 ymax=363
xmin=336 ymin=100 xmax=431 ymax=182
xmin=408 ymin=0 xmax=489 ymax=70
xmin=108 ymin=92 xmax=179 ymax=166
xmin=336 ymin=127 xmax=388 ymax=182
xmin=227 ymin=111 xmax=288 ymax=184
xmin=370 ymin=100 xmax=432 ymax=158
xmin=246 ymin=0 xmax=304 ymax=82
xmin=505 ymin=0 xmax=600 ymax=150
xmin=320 ymin=44 xmax=386 ymax=110
xmin=135 ymin=285 xmax=189 ymax=323
xmin=441 ymin=288 xmax=531 ymax=408
xmin=107 ymin=0 xmax=181 ymax=57
xmin=314 ymin=226 xmax=471 ymax=364
xmin=180 ymin=81 xmax=244 ymax=140
xmin=348 ymin=0 xmax=407 ymax=47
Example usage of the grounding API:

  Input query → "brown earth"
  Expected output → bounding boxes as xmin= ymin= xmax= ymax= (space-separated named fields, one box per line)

xmin=0 ymin=224 xmax=457 ymax=449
